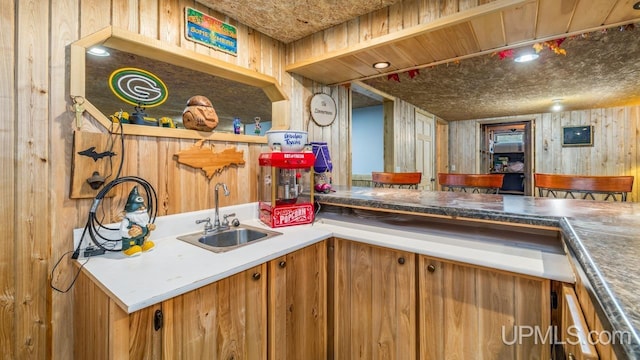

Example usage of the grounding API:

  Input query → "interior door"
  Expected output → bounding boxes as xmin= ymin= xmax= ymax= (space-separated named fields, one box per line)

xmin=415 ymin=110 xmax=435 ymax=190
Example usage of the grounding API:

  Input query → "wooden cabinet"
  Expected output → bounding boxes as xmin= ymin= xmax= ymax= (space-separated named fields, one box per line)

xmin=330 ymin=238 xmax=416 ymax=360
xmin=561 ymin=240 xmax=620 ymax=360
xmin=76 ymin=236 xmax=559 ymax=360
xmin=75 ymin=264 xmax=267 ymax=360
xmin=560 ymin=284 xmax=599 ymax=360
xmin=162 ymin=263 xmax=267 ymax=360
xmin=268 ymin=242 xmax=327 ymax=360
xmin=418 ymin=255 xmax=551 ymax=360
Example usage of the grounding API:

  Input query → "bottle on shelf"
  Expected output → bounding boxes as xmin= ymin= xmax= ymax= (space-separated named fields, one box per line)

xmin=233 ymin=117 xmax=242 ymax=134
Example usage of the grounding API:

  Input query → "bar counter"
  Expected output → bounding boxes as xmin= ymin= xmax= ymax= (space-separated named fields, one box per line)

xmin=314 ymin=186 xmax=640 ymax=359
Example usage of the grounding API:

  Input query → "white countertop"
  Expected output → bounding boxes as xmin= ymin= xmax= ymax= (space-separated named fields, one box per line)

xmin=74 ymin=202 xmax=574 ymax=313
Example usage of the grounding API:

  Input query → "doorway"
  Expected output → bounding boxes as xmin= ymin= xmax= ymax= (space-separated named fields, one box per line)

xmin=350 ymin=83 xmax=386 ymax=187
xmin=415 ymin=110 xmax=436 ymax=190
xmin=481 ymin=121 xmax=534 ymax=196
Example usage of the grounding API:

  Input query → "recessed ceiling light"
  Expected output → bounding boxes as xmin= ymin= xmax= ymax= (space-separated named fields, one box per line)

xmin=87 ymin=47 xmax=110 ymax=57
xmin=634 ymin=1 xmax=640 ymax=10
xmin=373 ymin=61 xmax=390 ymax=69
xmin=551 ymin=99 xmax=563 ymax=112
xmin=514 ymin=53 xmax=539 ymax=63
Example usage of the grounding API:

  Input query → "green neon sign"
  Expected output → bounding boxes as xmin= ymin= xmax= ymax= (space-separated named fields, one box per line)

xmin=108 ymin=67 xmax=168 ymax=108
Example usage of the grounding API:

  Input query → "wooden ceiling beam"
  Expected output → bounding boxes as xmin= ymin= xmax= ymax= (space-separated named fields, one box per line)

xmin=286 ymin=0 xmax=533 ymax=81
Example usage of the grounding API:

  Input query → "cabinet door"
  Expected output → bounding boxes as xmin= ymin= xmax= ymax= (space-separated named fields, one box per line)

xmin=418 ymin=255 xmax=551 ymax=360
xmin=331 ymin=238 xmax=416 ymax=360
xmin=268 ymin=241 xmax=327 ymax=360
xmin=561 ymin=284 xmax=598 ymax=360
xmin=162 ymin=264 xmax=267 ymax=360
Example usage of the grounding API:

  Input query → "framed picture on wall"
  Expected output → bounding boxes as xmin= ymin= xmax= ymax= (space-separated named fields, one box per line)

xmin=562 ymin=125 xmax=593 ymax=147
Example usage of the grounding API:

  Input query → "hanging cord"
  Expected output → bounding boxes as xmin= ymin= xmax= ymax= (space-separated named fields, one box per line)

xmin=50 ymin=123 xmax=157 ymax=293
xmin=84 ymin=176 xmax=158 ymax=253
xmin=51 ymin=176 xmax=157 ymax=293
xmin=50 ymin=251 xmax=90 ymax=293
xmin=102 ymin=120 xmax=125 ymax=182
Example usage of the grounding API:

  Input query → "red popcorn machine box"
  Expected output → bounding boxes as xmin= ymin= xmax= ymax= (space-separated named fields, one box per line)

xmin=258 ymin=151 xmax=315 ymax=228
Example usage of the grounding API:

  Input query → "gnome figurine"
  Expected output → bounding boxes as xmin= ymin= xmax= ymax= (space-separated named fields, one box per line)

xmin=120 ymin=186 xmax=156 ymax=257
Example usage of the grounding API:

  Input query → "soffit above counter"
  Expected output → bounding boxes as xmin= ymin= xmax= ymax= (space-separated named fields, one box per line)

xmin=285 ymin=0 xmax=640 ymax=86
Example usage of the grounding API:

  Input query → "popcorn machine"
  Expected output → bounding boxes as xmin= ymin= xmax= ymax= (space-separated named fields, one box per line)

xmin=258 ymin=151 xmax=315 ymax=228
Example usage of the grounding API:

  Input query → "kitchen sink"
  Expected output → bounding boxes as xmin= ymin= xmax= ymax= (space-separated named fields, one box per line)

xmin=176 ymin=224 xmax=281 ymax=253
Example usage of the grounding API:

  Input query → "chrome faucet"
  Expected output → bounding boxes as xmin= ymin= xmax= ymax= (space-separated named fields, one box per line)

xmin=213 ymin=182 xmax=230 ymax=230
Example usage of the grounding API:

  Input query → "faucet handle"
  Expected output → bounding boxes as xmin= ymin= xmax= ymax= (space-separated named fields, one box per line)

xmin=222 ymin=213 xmax=236 ymax=226
xmin=195 ymin=217 xmax=213 ymax=232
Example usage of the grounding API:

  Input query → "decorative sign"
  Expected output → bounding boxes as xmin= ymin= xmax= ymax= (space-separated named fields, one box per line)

xmin=108 ymin=67 xmax=168 ymax=107
xmin=259 ymin=203 xmax=314 ymax=228
xmin=562 ymin=125 xmax=593 ymax=147
xmin=310 ymin=93 xmax=337 ymax=126
xmin=174 ymin=140 xmax=245 ymax=179
xmin=185 ymin=7 xmax=237 ymax=56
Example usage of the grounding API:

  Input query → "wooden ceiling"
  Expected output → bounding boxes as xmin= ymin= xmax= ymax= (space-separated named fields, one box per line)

xmin=196 ymin=0 xmax=640 ymax=121
xmin=285 ymin=0 xmax=640 ymax=85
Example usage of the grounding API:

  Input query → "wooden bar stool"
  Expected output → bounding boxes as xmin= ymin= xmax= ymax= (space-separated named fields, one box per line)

xmin=372 ymin=172 xmax=422 ymax=189
xmin=437 ymin=173 xmax=505 ymax=194
xmin=534 ymin=173 xmax=633 ymax=201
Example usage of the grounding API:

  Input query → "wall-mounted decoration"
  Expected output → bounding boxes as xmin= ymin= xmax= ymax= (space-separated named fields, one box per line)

xmin=108 ymin=67 xmax=168 ymax=108
xmin=174 ymin=140 xmax=245 ymax=179
xmin=70 ymin=131 xmax=121 ymax=199
xmin=562 ymin=125 xmax=593 ymax=147
xmin=185 ymin=7 xmax=237 ymax=56
xmin=310 ymin=93 xmax=336 ymax=126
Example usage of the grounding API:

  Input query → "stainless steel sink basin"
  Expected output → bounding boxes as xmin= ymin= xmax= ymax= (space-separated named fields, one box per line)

xmin=176 ymin=224 xmax=281 ymax=253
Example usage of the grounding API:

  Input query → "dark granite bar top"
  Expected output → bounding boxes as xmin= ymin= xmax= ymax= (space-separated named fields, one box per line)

xmin=314 ymin=186 xmax=640 ymax=359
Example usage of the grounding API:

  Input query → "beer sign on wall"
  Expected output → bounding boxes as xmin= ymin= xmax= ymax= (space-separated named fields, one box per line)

xmin=185 ymin=7 xmax=238 ymax=56
xmin=108 ymin=67 xmax=168 ymax=107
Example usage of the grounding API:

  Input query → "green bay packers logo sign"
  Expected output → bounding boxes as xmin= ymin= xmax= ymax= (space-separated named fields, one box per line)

xmin=108 ymin=68 xmax=168 ymax=107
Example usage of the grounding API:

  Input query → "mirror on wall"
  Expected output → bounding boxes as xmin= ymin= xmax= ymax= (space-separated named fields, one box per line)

xmin=70 ymin=26 xmax=288 ymax=141
xmin=85 ymin=47 xmax=272 ymax=133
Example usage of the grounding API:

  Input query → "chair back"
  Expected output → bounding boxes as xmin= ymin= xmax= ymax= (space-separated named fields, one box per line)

xmin=534 ymin=173 xmax=633 ymax=201
xmin=437 ymin=173 xmax=505 ymax=194
xmin=372 ymin=172 xmax=422 ymax=189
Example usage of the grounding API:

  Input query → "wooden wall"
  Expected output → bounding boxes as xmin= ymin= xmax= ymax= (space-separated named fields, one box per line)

xmin=3 ymin=1 xmax=286 ymax=359
xmin=286 ymin=0 xmax=489 ymax=179
xmin=448 ymin=106 xmax=640 ymax=201
xmin=0 ymin=0 xmax=500 ymax=358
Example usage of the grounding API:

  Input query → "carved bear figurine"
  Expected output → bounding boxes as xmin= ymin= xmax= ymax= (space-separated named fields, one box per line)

xmin=182 ymin=95 xmax=219 ymax=131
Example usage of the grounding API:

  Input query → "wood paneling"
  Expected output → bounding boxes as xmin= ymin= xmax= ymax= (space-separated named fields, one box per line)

xmin=162 ymin=264 xmax=267 ymax=360
xmin=418 ymin=255 xmax=551 ymax=360
xmin=332 ymin=238 xmax=416 ymax=360
xmin=16 ymin=1 xmax=50 ymax=359
xmin=286 ymin=0 xmax=640 ymax=85
xmin=50 ymin=0 xmax=80 ymax=357
xmin=2 ymin=1 xmax=287 ymax=358
xmin=448 ymin=106 xmax=640 ymax=201
xmin=1 ymin=0 xmax=16 ymax=359
xmin=268 ymin=242 xmax=327 ymax=360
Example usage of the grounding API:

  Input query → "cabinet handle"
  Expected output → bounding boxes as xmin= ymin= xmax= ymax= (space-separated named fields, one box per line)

xmin=398 ymin=257 xmax=406 ymax=265
xmin=568 ymin=353 xmax=575 ymax=360
xmin=252 ymin=272 xmax=261 ymax=280
xmin=153 ymin=309 xmax=163 ymax=331
xmin=278 ymin=260 xmax=286 ymax=268
xmin=427 ymin=264 xmax=436 ymax=273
